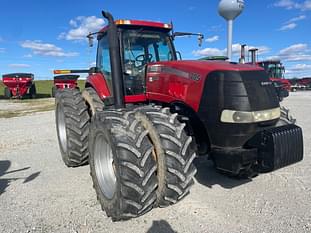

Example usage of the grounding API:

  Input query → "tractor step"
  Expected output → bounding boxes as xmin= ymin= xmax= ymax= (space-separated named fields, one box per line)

xmin=211 ymin=147 xmax=257 ymax=176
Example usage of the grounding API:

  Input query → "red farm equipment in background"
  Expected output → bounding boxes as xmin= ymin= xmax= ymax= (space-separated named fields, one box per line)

xmin=298 ymin=77 xmax=311 ymax=88
xmin=2 ymin=73 xmax=36 ymax=99
xmin=241 ymin=47 xmax=291 ymax=100
xmin=52 ymin=73 xmax=81 ymax=97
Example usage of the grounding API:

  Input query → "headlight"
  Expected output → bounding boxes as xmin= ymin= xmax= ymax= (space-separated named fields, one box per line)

xmin=221 ymin=107 xmax=280 ymax=123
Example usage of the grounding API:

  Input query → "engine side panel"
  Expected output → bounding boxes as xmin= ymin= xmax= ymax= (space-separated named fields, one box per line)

xmin=146 ymin=65 xmax=206 ymax=111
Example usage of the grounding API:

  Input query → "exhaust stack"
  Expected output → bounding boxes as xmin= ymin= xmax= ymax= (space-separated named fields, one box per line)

xmin=249 ymin=48 xmax=258 ymax=64
xmin=239 ymin=44 xmax=246 ymax=64
xmin=102 ymin=11 xmax=125 ymax=109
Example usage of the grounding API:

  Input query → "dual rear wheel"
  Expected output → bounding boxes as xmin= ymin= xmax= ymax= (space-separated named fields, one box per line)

xmin=55 ymin=89 xmax=196 ymax=221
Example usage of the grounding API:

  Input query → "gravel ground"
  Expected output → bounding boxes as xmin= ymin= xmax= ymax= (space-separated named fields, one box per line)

xmin=0 ymin=92 xmax=310 ymax=233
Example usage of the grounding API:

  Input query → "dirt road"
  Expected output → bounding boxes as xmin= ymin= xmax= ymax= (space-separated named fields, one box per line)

xmin=0 ymin=93 xmax=310 ymax=233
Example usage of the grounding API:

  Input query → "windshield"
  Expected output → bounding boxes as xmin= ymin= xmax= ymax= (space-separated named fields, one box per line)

xmin=122 ymin=29 xmax=176 ymax=66
xmin=259 ymin=62 xmax=285 ymax=79
xmin=267 ymin=64 xmax=285 ymax=79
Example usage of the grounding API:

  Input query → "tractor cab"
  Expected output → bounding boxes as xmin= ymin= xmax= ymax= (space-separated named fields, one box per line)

xmin=95 ymin=20 xmax=176 ymax=96
xmin=257 ymin=60 xmax=285 ymax=79
xmin=256 ymin=60 xmax=291 ymax=92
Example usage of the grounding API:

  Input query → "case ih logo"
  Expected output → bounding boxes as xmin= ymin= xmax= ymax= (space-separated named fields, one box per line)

xmin=261 ymin=81 xmax=273 ymax=86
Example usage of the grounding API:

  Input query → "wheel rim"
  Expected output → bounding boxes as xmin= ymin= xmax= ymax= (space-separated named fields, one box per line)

xmin=94 ymin=134 xmax=116 ymax=199
xmin=57 ymin=104 xmax=68 ymax=154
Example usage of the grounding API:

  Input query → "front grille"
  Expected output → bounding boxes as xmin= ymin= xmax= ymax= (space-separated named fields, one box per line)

xmin=198 ymin=70 xmax=280 ymax=147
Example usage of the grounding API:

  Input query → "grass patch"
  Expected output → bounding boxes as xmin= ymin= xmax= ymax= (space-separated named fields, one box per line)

xmin=0 ymin=81 xmax=4 ymax=95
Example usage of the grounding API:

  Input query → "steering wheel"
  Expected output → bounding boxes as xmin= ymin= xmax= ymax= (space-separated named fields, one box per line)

xmin=135 ymin=54 xmax=153 ymax=68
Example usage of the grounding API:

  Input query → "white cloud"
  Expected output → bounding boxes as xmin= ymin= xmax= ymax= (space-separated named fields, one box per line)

xmin=280 ymin=43 xmax=309 ymax=54
xmin=193 ymin=47 xmax=224 ymax=56
xmin=278 ymin=15 xmax=306 ymax=31
xmin=274 ymin=0 xmax=299 ymax=9
xmin=21 ymin=40 xmax=78 ymax=57
xmin=0 ymin=48 xmax=5 ymax=53
xmin=274 ymin=0 xmax=311 ymax=10
xmin=279 ymin=23 xmax=297 ymax=31
xmin=268 ymin=43 xmax=311 ymax=62
xmin=286 ymin=63 xmax=311 ymax=77
xmin=247 ymin=46 xmax=271 ymax=55
xmin=193 ymin=43 xmax=270 ymax=57
xmin=206 ymin=35 xmax=219 ymax=43
xmin=59 ymin=16 xmax=105 ymax=41
xmin=288 ymin=63 xmax=311 ymax=71
xmin=286 ymin=15 xmax=306 ymax=23
xmin=8 ymin=64 xmax=31 ymax=68
xmin=300 ymin=0 xmax=311 ymax=10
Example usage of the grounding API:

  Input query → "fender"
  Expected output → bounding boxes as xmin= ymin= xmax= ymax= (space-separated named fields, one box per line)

xmin=85 ymin=73 xmax=111 ymax=99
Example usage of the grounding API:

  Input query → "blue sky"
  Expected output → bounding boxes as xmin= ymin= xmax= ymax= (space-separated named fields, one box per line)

xmin=0 ymin=0 xmax=310 ymax=79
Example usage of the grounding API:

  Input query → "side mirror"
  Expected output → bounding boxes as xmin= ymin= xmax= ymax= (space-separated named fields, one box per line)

xmin=172 ymin=32 xmax=204 ymax=47
xmin=198 ymin=34 xmax=204 ymax=47
xmin=87 ymin=33 xmax=94 ymax=47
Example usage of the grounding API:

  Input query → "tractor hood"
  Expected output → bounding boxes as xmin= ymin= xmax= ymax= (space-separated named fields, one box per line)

xmin=146 ymin=60 xmax=280 ymax=148
xmin=148 ymin=60 xmax=264 ymax=78
xmin=146 ymin=60 xmax=269 ymax=112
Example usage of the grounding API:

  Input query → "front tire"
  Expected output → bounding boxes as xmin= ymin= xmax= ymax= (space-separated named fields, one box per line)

xmin=89 ymin=110 xmax=157 ymax=221
xmin=134 ymin=106 xmax=197 ymax=207
xmin=55 ymin=89 xmax=90 ymax=167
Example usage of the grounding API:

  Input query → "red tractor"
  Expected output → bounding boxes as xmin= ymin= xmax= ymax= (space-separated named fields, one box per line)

xmin=256 ymin=59 xmax=291 ymax=90
xmin=2 ymin=73 xmax=36 ymax=99
xmin=51 ymin=74 xmax=80 ymax=97
xmin=54 ymin=11 xmax=303 ymax=221
xmin=243 ymin=48 xmax=291 ymax=100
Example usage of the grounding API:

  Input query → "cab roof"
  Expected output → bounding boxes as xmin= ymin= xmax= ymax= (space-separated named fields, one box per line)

xmin=100 ymin=19 xmax=172 ymax=33
xmin=257 ymin=59 xmax=282 ymax=64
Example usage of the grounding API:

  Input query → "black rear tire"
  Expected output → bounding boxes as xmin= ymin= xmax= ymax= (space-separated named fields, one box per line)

xmin=51 ymin=86 xmax=57 ymax=97
xmin=29 ymin=84 xmax=36 ymax=99
xmin=134 ymin=106 xmax=197 ymax=207
xmin=4 ymin=87 xmax=11 ymax=99
xmin=89 ymin=110 xmax=157 ymax=221
xmin=55 ymin=89 xmax=90 ymax=167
